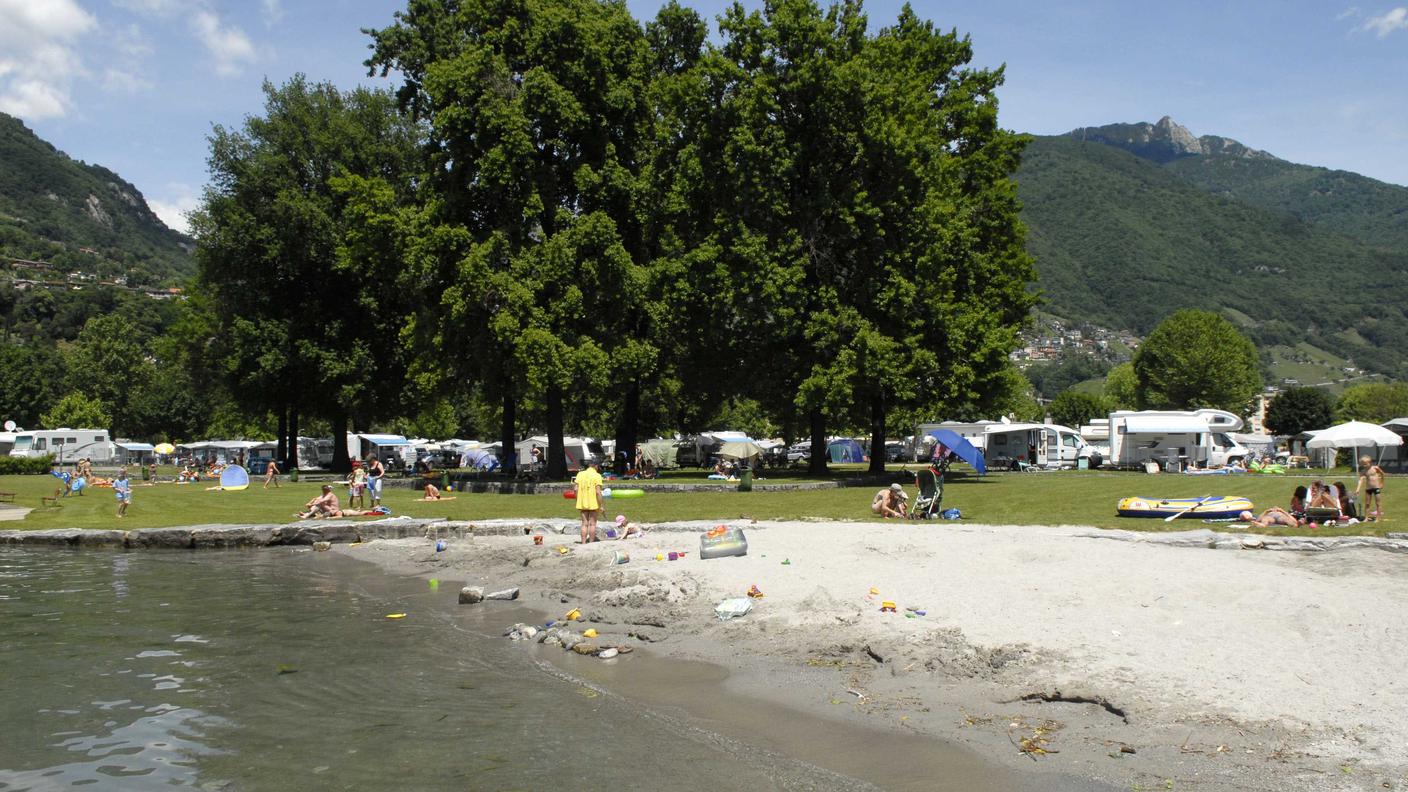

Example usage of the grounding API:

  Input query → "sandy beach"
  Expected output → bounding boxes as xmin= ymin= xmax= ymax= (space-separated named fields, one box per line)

xmin=338 ymin=518 xmax=1408 ymax=791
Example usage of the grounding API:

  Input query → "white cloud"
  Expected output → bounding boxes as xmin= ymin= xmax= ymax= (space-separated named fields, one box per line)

xmin=0 ymin=0 xmax=96 ymax=120
xmin=149 ymin=183 xmax=199 ymax=235
xmin=103 ymin=68 xmax=152 ymax=94
xmin=112 ymin=0 xmax=182 ymax=17
xmin=1363 ymin=7 xmax=1408 ymax=36
xmin=262 ymin=0 xmax=284 ymax=27
xmin=190 ymin=9 xmax=256 ymax=76
xmin=1337 ymin=6 xmax=1362 ymax=21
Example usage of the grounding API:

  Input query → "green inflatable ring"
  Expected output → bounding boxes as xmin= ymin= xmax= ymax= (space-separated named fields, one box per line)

xmin=608 ymin=488 xmax=645 ymax=499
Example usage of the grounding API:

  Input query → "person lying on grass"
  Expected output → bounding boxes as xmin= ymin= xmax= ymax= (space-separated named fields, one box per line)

xmin=296 ymin=485 xmax=343 ymax=519
xmin=1238 ymin=508 xmax=1301 ymax=529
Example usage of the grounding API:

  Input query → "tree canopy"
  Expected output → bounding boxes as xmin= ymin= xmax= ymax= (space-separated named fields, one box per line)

xmin=1333 ymin=383 xmax=1408 ymax=424
xmin=1133 ymin=309 xmax=1260 ymax=413
xmin=1263 ymin=386 xmax=1334 ymax=437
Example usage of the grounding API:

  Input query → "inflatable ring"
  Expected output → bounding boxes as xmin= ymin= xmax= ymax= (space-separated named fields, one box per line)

xmin=609 ymin=488 xmax=645 ymax=499
xmin=563 ymin=490 xmax=577 ymax=499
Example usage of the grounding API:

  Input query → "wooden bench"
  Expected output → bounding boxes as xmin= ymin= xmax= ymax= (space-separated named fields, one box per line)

xmin=41 ymin=496 xmax=61 ymax=507
xmin=0 ymin=491 xmax=14 ymax=503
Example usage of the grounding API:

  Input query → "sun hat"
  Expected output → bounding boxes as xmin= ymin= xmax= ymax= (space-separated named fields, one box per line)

xmin=890 ymin=482 xmax=903 ymax=491
xmin=615 ymin=514 xmax=627 ymax=526
xmin=1239 ymin=511 xmax=1253 ymax=521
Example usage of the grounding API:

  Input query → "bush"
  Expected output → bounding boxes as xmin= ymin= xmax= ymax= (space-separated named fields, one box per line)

xmin=0 ymin=454 xmax=55 ymax=475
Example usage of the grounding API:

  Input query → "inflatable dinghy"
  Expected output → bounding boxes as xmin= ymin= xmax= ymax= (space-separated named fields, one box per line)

xmin=1116 ymin=495 xmax=1253 ymax=519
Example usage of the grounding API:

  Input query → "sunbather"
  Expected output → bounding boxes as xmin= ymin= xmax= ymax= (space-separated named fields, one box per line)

xmin=297 ymin=485 xmax=342 ymax=519
xmin=418 ymin=483 xmax=456 ymax=501
xmin=871 ymin=483 xmax=909 ymax=518
xmin=1238 ymin=508 xmax=1301 ymax=529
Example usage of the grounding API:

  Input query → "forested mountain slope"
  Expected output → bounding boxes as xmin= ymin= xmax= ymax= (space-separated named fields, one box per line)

xmin=0 ymin=113 xmax=193 ymax=286
xmin=1015 ymin=125 xmax=1408 ymax=379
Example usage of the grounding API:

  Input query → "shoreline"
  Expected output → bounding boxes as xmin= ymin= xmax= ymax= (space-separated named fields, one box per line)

xmin=329 ymin=518 xmax=1408 ymax=791
xmin=6 ymin=517 xmax=1407 ymax=789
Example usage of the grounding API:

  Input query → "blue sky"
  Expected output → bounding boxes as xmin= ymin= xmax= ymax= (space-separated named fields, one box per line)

xmin=2 ymin=1 xmax=1405 ymax=234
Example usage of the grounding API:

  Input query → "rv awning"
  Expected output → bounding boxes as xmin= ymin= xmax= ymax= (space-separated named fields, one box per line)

xmin=115 ymin=442 xmax=154 ymax=451
xmin=1123 ymin=416 xmax=1210 ymax=434
xmin=360 ymin=435 xmax=410 ymax=446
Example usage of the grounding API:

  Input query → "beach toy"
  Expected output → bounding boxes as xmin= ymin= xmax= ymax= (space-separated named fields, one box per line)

xmin=446 ymin=485 xmax=453 ymax=491
xmin=533 ymin=535 xmax=544 ymax=545
xmin=435 ymin=540 xmax=447 ymax=552
xmin=611 ymin=551 xmax=629 ymax=565
xmin=655 ymin=553 xmax=664 ymax=561
xmin=564 ymin=608 xmax=581 ymax=621
xmin=869 ymin=587 xmax=880 ymax=595
xmin=429 ymin=579 xmax=439 ymax=590
xmin=880 ymin=601 xmax=897 ymax=613
xmin=782 ymin=559 xmax=791 ymax=565
xmin=556 ymin=546 xmax=570 ymax=554
xmin=668 ymin=551 xmax=679 ymax=561
xmin=746 ymin=584 xmax=763 ymax=599
xmin=700 ymin=525 xmax=748 ymax=559
xmin=583 ymin=628 xmax=598 ymax=638
xmin=386 ymin=613 xmax=407 ymax=619
xmin=563 ymin=489 xmax=577 ymax=499
xmin=609 ymin=488 xmax=645 ymax=499
xmin=602 ymin=487 xmax=613 ymax=498
xmin=71 ymin=477 xmax=86 ymax=493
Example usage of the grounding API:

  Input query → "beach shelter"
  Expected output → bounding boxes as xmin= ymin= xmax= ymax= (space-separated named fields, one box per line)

xmin=1306 ymin=421 xmax=1402 ymax=469
xmin=219 ymin=465 xmax=250 ymax=491
xmin=717 ymin=440 xmax=763 ymax=461
xmin=925 ymin=428 xmax=987 ymax=474
xmin=828 ymin=439 xmax=866 ymax=463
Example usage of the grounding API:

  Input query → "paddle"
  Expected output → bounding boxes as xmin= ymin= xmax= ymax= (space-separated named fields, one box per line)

xmin=1165 ymin=495 xmax=1213 ymax=522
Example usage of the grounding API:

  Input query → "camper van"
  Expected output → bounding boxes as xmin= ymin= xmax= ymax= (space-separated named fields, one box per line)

xmin=981 ymin=423 xmax=1089 ymax=470
xmin=1107 ymin=409 xmax=1249 ymax=471
xmin=8 ymin=429 xmax=113 ymax=463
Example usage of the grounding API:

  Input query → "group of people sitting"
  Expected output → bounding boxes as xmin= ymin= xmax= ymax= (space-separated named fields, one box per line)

xmin=1239 ymin=457 xmax=1387 ymax=528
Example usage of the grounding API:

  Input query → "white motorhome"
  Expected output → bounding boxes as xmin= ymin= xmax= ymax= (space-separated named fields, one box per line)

xmin=1107 ymin=409 xmax=1249 ymax=471
xmin=8 ymin=428 xmax=113 ymax=463
xmin=981 ymin=423 xmax=1089 ymax=470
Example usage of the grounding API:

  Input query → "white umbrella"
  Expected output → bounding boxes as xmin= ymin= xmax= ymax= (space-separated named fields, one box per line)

xmin=716 ymin=440 xmax=763 ymax=460
xmin=1305 ymin=421 xmax=1403 ymax=469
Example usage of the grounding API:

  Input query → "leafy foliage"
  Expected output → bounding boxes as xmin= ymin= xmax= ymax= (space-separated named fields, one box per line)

xmin=1333 ymin=383 xmax=1408 ymax=423
xmin=40 ymin=392 xmax=111 ymax=430
xmin=1103 ymin=362 xmax=1137 ymax=409
xmin=1048 ymin=390 xmax=1114 ymax=428
xmin=0 ymin=455 xmax=54 ymax=475
xmin=1264 ymin=386 xmax=1335 ymax=436
xmin=1134 ymin=309 xmax=1260 ymax=413
xmin=1024 ymin=350 xmax=1111 ymax=399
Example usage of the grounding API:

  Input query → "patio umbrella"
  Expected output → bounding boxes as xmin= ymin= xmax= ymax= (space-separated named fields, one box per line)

xmin=154 ymin=443 xmax=176 ymax=455
xmin=716 ymin=440 xmax=763 ymax=460
xmin=1306 ymin=421 xmax=1402 ymax=469
xmin=925 ymin=429 xmax=987 ymax=474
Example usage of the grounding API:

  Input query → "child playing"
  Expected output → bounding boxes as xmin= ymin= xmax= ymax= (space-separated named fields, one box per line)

xmin=113 ymin=469 xmax=132 ymax=518
xmin=614 ymin=514 xmax=643 ymax=540
xmin=1357 ymin=456 xmax=1386 ymax=521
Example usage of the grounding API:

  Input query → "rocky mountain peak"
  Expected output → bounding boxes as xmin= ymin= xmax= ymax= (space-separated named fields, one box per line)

xmin=1066 ymin=117 xmax=1277 ymax=164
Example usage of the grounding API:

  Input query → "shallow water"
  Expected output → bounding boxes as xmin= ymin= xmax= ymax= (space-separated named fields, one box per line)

xmin=0 ymin=547 xmax=1085 ymax=791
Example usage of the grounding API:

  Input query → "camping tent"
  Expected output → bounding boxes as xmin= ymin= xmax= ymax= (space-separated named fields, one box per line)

xmin=828 ymin=439 xmax=866 ymax=463
xmin=1306 ymin=421 xmax=1403 ymax=469
xmin=717 ymin=440 xmax=763 ymax=461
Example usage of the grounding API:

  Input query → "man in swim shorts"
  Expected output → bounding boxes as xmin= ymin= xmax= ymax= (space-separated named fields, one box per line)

xmin=1357 ymin=456 xmax=1386 ymax=520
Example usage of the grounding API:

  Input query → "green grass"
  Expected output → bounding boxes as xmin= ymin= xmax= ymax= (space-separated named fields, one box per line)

xmin=1 ymin=467 xmax=1393 ymax=537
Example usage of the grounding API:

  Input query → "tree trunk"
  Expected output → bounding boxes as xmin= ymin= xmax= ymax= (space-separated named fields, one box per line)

xmin=868 ymin=389 xmax=886 ymax=474
xmin=546 ymin=384 xmax=567 ymax=479
xmin=500 ymin=386 xmax=517 ymax=476
xmin=276 ymin=406 xmax=287 ymax=469
xmin=615 ymin=380 xmax=639 ymax=474
xmin=331 ymin=412 xmax=350 ymax=473
xmin=287 ymin=408 xmax=300 ymax=472
xmin=807 ymin=406 xmax=828 ymax=476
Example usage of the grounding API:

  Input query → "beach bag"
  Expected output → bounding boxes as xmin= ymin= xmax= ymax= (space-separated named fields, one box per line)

xmin=940 ymin=508 xmax=961 ymax=520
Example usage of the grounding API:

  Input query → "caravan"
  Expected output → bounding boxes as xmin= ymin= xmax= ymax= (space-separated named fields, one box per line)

xmin=980 ymin=423 xmax=1089 ymax=470
xmin=1107 ymin=409 xmax=1249 ymax=471
xmin=8 ymin=429 xmax=113 ymax=463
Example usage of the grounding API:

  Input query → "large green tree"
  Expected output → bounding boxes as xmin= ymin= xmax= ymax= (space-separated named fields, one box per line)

xmin=0 ymin=343 xmax=63 ymax=428
xmin=40 ymin=391 xmax=111 ymax=432
xmin=1334 ymin=382 xmax=1408 ymax=423
xmin=1263 ymin=386 xmax=1334 ymax=437
xmin=1133 ymin=309 xmax=1260 ymax=413
xmin=63 ymin=313 xmax=155 ymax=437
xmin=367 ymin=0 xmax=655 ymax=478
xmin=192 ymin=76 xmax=419 ymax=472
xmin=1049 ymin=390 xmax=1114 ymax=428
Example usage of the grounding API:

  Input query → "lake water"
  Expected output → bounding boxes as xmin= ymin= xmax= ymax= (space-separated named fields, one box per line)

xmin=0 ymin=547 xmax=1078 ymax=791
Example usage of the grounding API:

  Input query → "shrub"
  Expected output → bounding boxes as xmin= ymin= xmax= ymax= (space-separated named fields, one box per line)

xmin=0 ymin=454 xmax=56 ymax=475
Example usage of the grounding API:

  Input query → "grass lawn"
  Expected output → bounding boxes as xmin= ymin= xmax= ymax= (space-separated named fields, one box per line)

xmin=1 ymin=466 xmax=1393 ymax=537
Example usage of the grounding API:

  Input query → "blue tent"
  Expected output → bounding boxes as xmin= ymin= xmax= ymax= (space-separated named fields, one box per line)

xmin=828 ymin=439 xmax=866 ymax=463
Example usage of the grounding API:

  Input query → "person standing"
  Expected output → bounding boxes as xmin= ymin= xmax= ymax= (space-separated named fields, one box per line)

xmin=113 ymin=469 xmax=132 ymax=518
xmin=367 ymin=454 xmax=386 ymax=508
xmin=574 ymin=457 xmax=604 ymax=543
xmin=1357 ymin=456 xmax=1386 ymax=521
xmin=264 ymin=458 xmax=281 ymax=489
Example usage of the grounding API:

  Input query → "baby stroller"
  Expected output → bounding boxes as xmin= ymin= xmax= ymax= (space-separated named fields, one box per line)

xmin=911 ymin=457 xmax=950 ymax=519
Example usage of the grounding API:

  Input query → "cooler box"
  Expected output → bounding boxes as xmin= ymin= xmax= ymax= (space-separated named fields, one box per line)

xmin=699 ymin=525 xmax=748 ymax=559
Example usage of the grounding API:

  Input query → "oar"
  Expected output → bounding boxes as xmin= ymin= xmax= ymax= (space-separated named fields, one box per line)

xmin=1165 ymin=495 xmax=1214 ymax=522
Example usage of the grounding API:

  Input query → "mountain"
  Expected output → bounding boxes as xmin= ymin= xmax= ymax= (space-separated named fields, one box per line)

xmin=0 ymin=112 xmax=193 ymax=286
xmin=1015 ymin=118 xmax=1408 ymax=379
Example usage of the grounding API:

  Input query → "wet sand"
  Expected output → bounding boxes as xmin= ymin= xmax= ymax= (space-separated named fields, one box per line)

xmin=338 ymin=519 xmax=1408 ymax=791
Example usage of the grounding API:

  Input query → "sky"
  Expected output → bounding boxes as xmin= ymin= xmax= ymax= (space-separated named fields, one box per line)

xmin=2 ymin=0 xmax=1405 ymax=235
